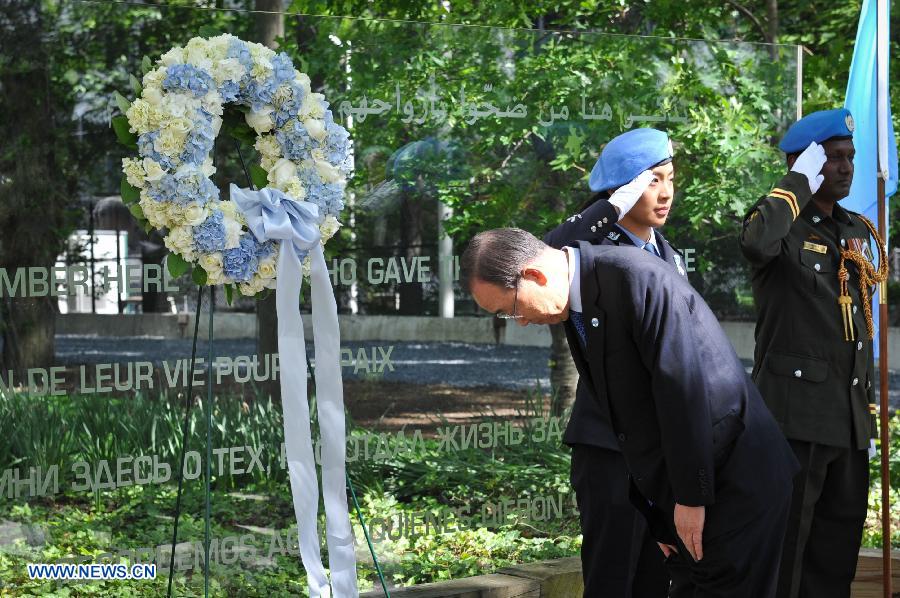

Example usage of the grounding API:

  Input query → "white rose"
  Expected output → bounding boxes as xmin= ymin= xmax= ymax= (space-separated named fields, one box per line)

xmin=143 ymin=87 xmax=163 ymax=106
xmin=163 ymin=202 xmax=185 ymax=225
xmin=255 ymin=135 xmax=280 ymax=159
xmin=303 ymin=118 xmax=327 ymax=142
xmin=162 ymin=93 xmax=200 ymax=119
xmin=184 ymin=204 xmax=209 ymax=226
xmin=206 ymin=36 xmax=230 ymax=62
xmin=246 ymin=107 xmax=274 ymax=134
xmin=164 ymin=226 xmax=195 ymax=261
xmin=141 ymin=158 xmax=166 ymax=182
xmin=213 ymin=57 xmax=246 ymax=83
xmin=283 ymin=178 xmax=306 ymax=201
xmin=239 ymin=277 xmax=265 ymax=297
xmin=314 ymin=159 xmax=341 ymax=184
xmin=306 ymin=93 xmax=326 ymax=118
xmin=199 ymin=251 xmax=224 ymax=276
xmin=159 ymin=47 xmax=184 ymax=67
xmin=222 ymin=214 xmax=243 ymax=249
xmin=206 ymin=268 xmax=226 ymax=286
xmin=184 ymin=39 xmax=211 ymax=69
xmin=166 ymin=117 xmax=193 ymax=135
xmin=200 ymin=157 xmax=216 ymax=178
xmin=202 ymin=91 xmax=224 ymax=117
xmin=258 ymin=257 xmax=276 ymax=279
xmin=122 ymin=158 xmax=145 ymax=188
xmin=125 ymin=99 xmax=152 ymax=134
xmin=154 ymin=127 xmax=186 ymax=156
xmin=140 ymin=197 xmax=166 ymax=228
xmin=320 ymin=215 xmax=342 ymax=242
xmin=268 ymin=158 xmax=297 ymax=188
xmin=142 ymin=67 xmax=167 ymax=92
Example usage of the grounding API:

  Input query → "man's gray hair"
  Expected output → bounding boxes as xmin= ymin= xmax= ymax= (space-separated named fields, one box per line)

xmin=460 ymin=227 xmax=547 ymax=292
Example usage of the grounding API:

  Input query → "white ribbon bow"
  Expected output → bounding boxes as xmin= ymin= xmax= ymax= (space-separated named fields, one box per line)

xmin=231 ymin=184 xmax=358 ymax=598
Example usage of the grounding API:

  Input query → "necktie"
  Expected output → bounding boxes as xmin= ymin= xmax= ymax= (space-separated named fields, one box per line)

xmin=643 ymin=242 xmax=660 ymax=258
xmin=569 ymin=310 xmax=587 ymax=347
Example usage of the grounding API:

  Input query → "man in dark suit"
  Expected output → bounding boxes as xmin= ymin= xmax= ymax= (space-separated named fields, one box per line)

xmin=542 ymin=128 xmax=684 ymax=597
xmin=461 ymin=227 xmax=799 ymax=598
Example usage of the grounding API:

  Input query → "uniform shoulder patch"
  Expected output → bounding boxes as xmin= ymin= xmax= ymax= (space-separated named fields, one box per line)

xmin=607 ymin=231 xmax=620 ymax=241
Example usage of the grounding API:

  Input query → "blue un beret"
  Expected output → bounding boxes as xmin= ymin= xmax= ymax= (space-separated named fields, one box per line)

xmin=588 ymin=128 xmax=674 ymax=193
xmin=779 ymin=108 xmax=855 ymax=154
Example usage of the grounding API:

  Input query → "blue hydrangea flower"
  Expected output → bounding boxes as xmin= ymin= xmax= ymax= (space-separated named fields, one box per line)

xmin=244 ymin=77 xmax=278 ymax=112
xmin=273 ymin=82 xmax=305 ymax=128
xmin=163 ymin=64 xmax=214 ymax=98
xmin=275 ymin=119 xmax=316 ymax=161
xmin=220 ymin=80 xmax=240 ymax=102
xmin=137 ymin=132 xmax=177 ymax=171
xmin=271 ymin=53 xmax=295 ymax=84
xmin=227 ymin=39 xmax=253 ymax=69
xmin=223 ymin=235 xmax=260 ymax=282
xmin=180 ymin=112 xmax=216 ymax=166
xmin=257 ymin=239 xmax=276 ymax=259
xmin=148 ymin=168 xmax=218 ymax=206
xmin=298 ymin=165 xmax=344 ymax=219
xmin=193 ymin=210 xmax=227 ymax=253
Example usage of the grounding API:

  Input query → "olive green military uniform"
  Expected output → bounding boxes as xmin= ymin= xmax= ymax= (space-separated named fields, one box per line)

xmin=740 ymin=170 xmax=878 ymax=598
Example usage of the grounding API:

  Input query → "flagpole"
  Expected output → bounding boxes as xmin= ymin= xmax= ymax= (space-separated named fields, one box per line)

xmin=875 ymin=0 xmax=891 ymax=595
xmin=878 ymin=173 xmax=891 ymax=598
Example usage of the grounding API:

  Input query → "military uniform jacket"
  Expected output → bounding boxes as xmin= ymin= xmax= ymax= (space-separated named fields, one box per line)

xmin=740 ymin=171 xmax=877 ymax=450
xmin=543 ymin=198 xmax=689 ymax=450
xmin=566 ymin=242 xmax=797 ymax=523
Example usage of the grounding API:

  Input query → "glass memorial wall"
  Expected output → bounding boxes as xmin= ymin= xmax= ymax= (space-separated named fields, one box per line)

xmin=0 ymin=2 xmax=800 ymax=595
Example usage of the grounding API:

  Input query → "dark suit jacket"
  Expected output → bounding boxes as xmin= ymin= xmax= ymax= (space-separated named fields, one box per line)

xmin=566 ymin=241 xmax=798 ymax=537
xmin=542 ymin=198 xmax=687 ymax=450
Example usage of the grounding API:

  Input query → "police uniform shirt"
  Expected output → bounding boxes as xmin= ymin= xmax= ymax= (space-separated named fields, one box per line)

xmin=615 ymin=224 xmax=661 ymax=255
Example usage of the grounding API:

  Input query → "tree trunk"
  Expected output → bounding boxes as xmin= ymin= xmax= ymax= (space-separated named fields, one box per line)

xmin=0 ymin=4 xmax=67 ymax=377
xmin=548 ymin=323 xmax=578 ymax=417
xmin=530 ymin=126 xmax=578 ymax=416
xmin=397 ymin=182 xmax=425 ymax=315
xmin=254 ymin=0 xmax=285 ymax=399
xmin=255 ymin=0 xmax=285 ymax=49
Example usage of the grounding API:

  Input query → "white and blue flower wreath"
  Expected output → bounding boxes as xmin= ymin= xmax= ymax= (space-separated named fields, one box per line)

xmin=115 ymin=34 xmax=352 ymax=298
xmin=115 ymin=35 xmax=362 ymax=595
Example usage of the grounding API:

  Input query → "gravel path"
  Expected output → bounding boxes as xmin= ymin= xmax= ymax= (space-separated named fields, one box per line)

xmin=54 ymin=335 xmax=900 ymax=409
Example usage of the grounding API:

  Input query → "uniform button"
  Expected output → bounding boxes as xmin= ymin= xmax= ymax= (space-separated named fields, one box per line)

xmin=857 ymin=341 xmax=863 ymax=351
xmin=853 ymin=305 xmax=858 ymax=314
xmin=590 ymin=225 xmax=597 ymax=232
xmin=794 ymin=369 xmax=802 ymax=378
xmin=841 ymin=239 xmax=847 ymax=247
xmin=852 ymin=378 xmax=859 ymax=386
xmin=591 ymin=317 xmax=599 ymax=327
xmin=814 ymin=263 xmax=821 ymax=271
xmin=602 ymin=217 xmax=608 ymax=224
xmin=618 ymin=433 xmax=626 ymax=442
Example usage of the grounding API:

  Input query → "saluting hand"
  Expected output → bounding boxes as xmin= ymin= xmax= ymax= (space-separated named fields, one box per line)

xmin=674 ymin=503 xmax=705 ymax=562
xmin=608 ymin=170 xmax=655 ymax=220
xmin=790 ymin=141 xmax=827 ymax=194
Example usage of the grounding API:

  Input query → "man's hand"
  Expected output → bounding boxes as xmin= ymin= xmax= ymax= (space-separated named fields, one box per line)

xmin=657 ymin=542 xmax=678 ymax=558
xmin=674 ymin=503 xmax=705 ymax=562
xmin=608 ymin=170 xmax=655 ymax=219
xmin=790 ymin=141 xmax=827 ymax=194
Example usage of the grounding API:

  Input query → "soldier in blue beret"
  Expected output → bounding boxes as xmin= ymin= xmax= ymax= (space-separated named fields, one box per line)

xmin=542 ymin=128 xmax=688 ymax=597
xmin=741 ymin=108 xmax=888 ymax=598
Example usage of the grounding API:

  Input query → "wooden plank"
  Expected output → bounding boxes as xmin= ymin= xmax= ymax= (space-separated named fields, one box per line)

xmin=497 ymin=558 xmax=583 ymax=597
xmin=850 ymin=549 xmax=900 ymax=598
xmin=359 ymin=573 xmax=539 ymax=598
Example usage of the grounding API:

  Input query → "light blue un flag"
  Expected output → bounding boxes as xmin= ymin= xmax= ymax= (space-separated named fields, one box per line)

xmin=843 ymin=0 xmax=897 ymax=357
